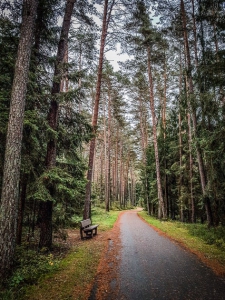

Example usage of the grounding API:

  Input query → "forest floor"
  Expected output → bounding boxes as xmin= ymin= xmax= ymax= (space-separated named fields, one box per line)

xmin=22 ymin=210 xmax=123 ymax=300
xmin=22 ymin=229 xmax=110 ymax=300
xmin=20 ymin=209 xmax=225 ymax=300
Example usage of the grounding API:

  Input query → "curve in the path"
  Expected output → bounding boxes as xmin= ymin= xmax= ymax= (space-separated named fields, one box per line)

xmin=114 ymin=210 xmax=225 ymax=300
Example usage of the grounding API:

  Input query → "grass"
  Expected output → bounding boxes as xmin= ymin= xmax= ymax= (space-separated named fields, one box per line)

xmin=138 ymin=210 xmax=225 ymax=276
xmin=91 ymin=207 xmax=122 ymax=230
xmin=0 ymin=208 xmax=121 ymax=300
xmin=23 ymin=240 xmax=105 ymax=300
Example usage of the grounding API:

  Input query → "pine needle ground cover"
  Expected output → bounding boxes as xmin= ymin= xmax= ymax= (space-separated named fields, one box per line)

xmin=138 ymin=211 xmax=225 ymax=276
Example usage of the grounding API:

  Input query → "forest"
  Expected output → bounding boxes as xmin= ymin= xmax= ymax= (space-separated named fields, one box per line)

xmin=0 ymin=0 xmax=225 ymax=288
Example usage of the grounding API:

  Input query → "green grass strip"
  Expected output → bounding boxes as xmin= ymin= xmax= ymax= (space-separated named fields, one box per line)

xmin=91 ymin=207 xmax=121 ymax=230
xmin=138 ymin=211 xmax=225 ymax=275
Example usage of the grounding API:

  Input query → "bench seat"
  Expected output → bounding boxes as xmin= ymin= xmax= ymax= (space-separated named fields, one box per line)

xmin=80 ymin=219 xmax=99 ymax=239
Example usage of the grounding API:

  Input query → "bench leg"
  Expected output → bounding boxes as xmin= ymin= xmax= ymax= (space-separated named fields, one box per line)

xmin=80 ymin=228 xmax=84 ymax=240
xmin=81 ymin=228 xmax=98 ymax=239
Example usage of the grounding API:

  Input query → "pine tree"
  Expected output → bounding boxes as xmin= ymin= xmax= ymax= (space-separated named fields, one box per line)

xmin=0 ymin=0 xmax=37 ymax=278
xmin=38 ymin=0 xmax=77 ymax=249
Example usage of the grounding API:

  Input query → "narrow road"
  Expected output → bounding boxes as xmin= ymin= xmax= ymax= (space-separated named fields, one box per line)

xmin=113 ymin=210 xmax=225 ymax=300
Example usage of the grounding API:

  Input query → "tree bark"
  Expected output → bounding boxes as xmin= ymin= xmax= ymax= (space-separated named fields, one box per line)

xmin=162 ymin=55 xmax=168 ymax=216
xmin=137 ymin=94 xmax=149 ymax=212
xmin=115 ymin=126 xmax=119 ymax=202
xmin=106 ymin=86 xmax=112 ymax=212
xmin=0 ymin=0 xmax=37 ymax=278
xmin=38 ymin=0 xmax=76 ymax=248
xmin=119 ymin=140 xmax=124 ymax=208
xmin=147 ymin=46 xmax=166 ymax=219
xmin=103 ymin=95 xmax=109 ymax=210
xmin=178 ymin=80 xmax=183 ymax=221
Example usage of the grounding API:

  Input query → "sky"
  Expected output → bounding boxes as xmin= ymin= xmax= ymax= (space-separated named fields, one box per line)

xmin=105 ymin=44 xmax=129 ymax=71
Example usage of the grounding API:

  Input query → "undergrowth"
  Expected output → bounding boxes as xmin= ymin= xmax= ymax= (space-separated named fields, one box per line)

xmin=0 ymin=208 xmax=121 ymax=300
xmin=186 ymin=223 xmax=225 ymax=250
xmin=23 ymin=241 xmax=105 ymax=300
xmin=0 ymin=247 xmax=60 ymax=300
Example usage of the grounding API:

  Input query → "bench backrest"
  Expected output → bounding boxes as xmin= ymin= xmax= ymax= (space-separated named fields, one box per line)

xmin=80 ymin=219 xmax=91 ymax=228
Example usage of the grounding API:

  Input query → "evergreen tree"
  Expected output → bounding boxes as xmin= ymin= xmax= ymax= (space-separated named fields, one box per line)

xmin=0 ymin=0 xmax=37 ymax=278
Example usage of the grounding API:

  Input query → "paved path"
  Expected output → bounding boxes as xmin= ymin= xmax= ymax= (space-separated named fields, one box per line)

xmin=114 ymin=210 xmax=225 ymax=300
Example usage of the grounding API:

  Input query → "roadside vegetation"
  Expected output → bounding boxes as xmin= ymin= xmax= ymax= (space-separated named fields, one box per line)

xmin=138 ymin=211 xmax=225 ymax=276
xmin=1 ymin=207 xmax=225 ymax=299
xmin=0 ymin=208 xmax=121 ymax=300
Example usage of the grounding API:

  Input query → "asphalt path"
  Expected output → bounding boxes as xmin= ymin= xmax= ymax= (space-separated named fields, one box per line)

xmin=113 ymin=210 xmax=225 ymax=300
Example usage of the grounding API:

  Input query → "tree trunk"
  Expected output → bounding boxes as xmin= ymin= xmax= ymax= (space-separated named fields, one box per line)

xmin=38 ymin=0 xmax=76 ymax=248
xmin=147 ymin=46 xmax=166 ymax=219
xmin=162 ymin=55 xmax=168 ymax=216
xmin=183 ymin=70 xmax=195 ymax=223
xmin=119 ymin=140 xmax=123 ymax=208
xmin=38 ymin=201 xmax=53 ymax=248
xmin=103 ymin=95 xmax=109 ymax=211
xmin=83 ymin=0 xmax=115 ymax=219
xmin=138 ymin=95 xmax=149 ymax=212
xmin=0 ymin=0 xmax=37 ymax=278
xmin=187 ymin=89 xmax=195 ymax=223
xmin=178 ymin=93 xmax=183 ymax=220
xmin=106 ymin=87 xmax=112 ymax=211
xmin=100 ymin=146 xmax=104 ymax=203
xmin=180 ymin=0 xmax=213 ymax=226
xmin=115 ymin=127 xmax=119 ymax=202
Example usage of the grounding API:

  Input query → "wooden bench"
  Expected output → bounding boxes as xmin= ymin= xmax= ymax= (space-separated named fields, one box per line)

xmin=80 ymin=219 xmax=99 ymax=239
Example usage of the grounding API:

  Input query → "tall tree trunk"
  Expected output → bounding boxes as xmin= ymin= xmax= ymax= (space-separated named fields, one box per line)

xmin=0 ymin=0 xmax=37 ymax=278
xmin=60 ymin=44 xmax=69 ymax=93
xmin=83 ymin=0 xmax=115 ymax=219
xmin=138 ymin=94 xmax=150 ymax=212
xmin=186 ymin=81 xmax=195 ymax=223
xmin=178 ymin=66 xmax=183 ymax=221
xmin=106 ymin=87 xmax=112 ymax=211
xmin=119 ymin=140 xmax=123 ymax=208
xmin=147 ymin=46 xmax=166 ymax=219
xmin=130 ymin=166 xmax=136 ymax=206
xmin=103 ymin=95 xmax=109 ymax=210
xmin=115 ymin=126 xmax=119 ymax=202
xmin=38 ymin=0 xmax=76 ymax=248
xmin=181 ymin=0 xmax=213 ymax=226
xmin=162 ymin=55 xmax=168 ymax=216
xmin=99 ymin=145 xmax=104 ymax=203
